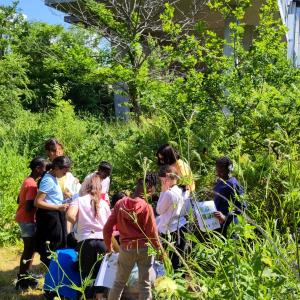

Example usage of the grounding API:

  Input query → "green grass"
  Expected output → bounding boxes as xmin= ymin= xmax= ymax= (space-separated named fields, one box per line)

xmin=0 ymin=244 xmax=45 ymax=300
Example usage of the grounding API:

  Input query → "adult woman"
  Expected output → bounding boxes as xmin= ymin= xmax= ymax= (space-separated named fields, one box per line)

xmin=15 ymin=157 xmax=48 ymax=290
xmin=67 ymin=174 xmax=111 ymax=300
xmin=156 ymin=165 xmax=187 ymax=271
xmin=34 ymin=156 xmax=71 ymax=266
xmin=156 ymin=144 xmax=195 ymax=197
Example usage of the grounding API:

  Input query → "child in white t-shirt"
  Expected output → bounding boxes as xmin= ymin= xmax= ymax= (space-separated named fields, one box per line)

xmin=156 ymin=165 xmax=187 ymax=271
xmin=79 ymin=161 xmax=112 ymax=203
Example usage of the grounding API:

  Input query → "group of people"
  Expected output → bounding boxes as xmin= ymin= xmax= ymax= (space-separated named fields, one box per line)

xmin=15 ymin=140 xmax=244 ymax=300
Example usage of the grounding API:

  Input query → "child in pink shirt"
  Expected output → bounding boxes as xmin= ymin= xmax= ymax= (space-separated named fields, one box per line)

xmin=67 ymin=174 xmax=111 ymax=299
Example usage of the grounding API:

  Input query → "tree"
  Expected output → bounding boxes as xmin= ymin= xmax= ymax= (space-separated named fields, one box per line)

xmin=49 ymin=0 xmax=207 ymax=118
xmin=16 ymin=22 xmax=113 ymax=114
xmin=0 ymin=2 xmax=29 ymax=120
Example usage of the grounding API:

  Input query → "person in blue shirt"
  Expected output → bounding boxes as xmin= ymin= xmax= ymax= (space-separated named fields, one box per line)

xmin=213 ymin=156 xmax=244 ymax=237
xmin=35 ymin=156 xmax=71 ymax=266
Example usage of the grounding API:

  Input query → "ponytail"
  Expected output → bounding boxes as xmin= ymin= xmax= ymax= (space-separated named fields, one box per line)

xmin=86 ymin=174 xmax=102 ymax=219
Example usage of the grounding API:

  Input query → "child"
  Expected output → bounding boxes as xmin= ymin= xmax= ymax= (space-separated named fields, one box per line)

xmin=44 ymin=138 xmax=81 ymax=200
xmin=156 ymin=165 xmax=187 ymax=271
xmin=15 ymin=157 xmax=48 ymax=290
xmin=213 ymin=156 xmax=244 ymax=237
xmin=80 ymin=161 xmax=112 ymax=203
xmin=35 ymin=156 xmax=72 ymax=266
xmin=67 ymin=174 xmax=111 ymax=300
xmin=44 ymin=139 xmax=81 ymax=247
xmin=103 ymin=173 xmax=160 ymax=300
xmin=111 ymin=191 xmax=126 ymax=208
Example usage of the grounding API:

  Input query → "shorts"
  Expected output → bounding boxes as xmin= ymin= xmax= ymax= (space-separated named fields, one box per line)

xmin=18 ymin=222 xmax=36 ymax=238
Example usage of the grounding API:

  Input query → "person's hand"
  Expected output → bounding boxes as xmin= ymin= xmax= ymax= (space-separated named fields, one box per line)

xmin=63 ymin=189 xmax=72 ymax=199
xmin=214 ymin=211 xmax=226 ymax=224
xmin=57 ymin=203 xmax=69 ymax=212
xmin=106 ymin=248 xmax=114 ymax=257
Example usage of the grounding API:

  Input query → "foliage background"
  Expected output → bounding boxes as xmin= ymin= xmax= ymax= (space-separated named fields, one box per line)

xmin=1 ymin=0 xmax=300 ymax=298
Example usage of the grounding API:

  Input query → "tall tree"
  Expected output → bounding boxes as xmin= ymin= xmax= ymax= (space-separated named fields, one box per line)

xmin=0 ymin=2 xmax=29 ymax=120
xmin=16 ymin=22 xmax=113 ymax=113
xmin=50 ymin=0 xmax=207 ymax=118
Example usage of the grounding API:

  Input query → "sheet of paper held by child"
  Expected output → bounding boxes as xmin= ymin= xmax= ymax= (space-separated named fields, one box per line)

xmin=193 ymin=200 xmax=221 ymax=231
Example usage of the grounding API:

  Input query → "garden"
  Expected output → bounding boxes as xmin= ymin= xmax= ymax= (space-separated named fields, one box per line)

xmin=1 ymin=0 xmax=300 ymax=299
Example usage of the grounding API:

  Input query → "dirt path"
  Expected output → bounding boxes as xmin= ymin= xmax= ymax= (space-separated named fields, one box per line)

xmin=0 ymin=245 xmax=45 ymax=300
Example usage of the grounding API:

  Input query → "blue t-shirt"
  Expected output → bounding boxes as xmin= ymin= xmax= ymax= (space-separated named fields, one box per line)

xmin=213 ymin=176 xmax=244 ymax=216
xmin=39 ymin=173 xmax=64 ymax=205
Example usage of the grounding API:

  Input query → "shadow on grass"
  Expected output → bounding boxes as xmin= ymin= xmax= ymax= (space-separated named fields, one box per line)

xmin=0 ymin=259 xmax=45 ymax=300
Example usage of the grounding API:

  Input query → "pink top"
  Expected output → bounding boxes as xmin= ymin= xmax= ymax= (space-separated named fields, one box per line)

xmin=71 ymin=194 xmax=111 ymax=242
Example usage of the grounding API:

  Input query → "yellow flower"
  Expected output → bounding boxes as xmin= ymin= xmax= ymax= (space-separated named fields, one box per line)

xmin=154 ymin=276 xmax=178 ymax=296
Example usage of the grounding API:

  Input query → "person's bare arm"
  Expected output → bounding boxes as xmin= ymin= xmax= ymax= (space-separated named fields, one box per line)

xmin=35 ymin=191 xmax=69 ymax=211
xmin=66 ymin=204 xmax=78 ymax=224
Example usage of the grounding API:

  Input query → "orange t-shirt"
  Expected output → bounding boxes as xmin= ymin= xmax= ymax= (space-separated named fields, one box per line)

xmin=15 ymin=177 xmax=38 ymax=223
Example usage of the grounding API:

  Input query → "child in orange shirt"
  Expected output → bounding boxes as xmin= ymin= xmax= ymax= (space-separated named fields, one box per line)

xmin=15 ymin=157 xmax=48 ymax=290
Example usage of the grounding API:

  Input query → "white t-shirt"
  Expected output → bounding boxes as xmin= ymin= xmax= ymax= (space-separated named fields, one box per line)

xmin=156 ymin=185 xmax=187 ymax=234
xmin=79 ymin=172 xmax=110 ymax=201
xmin=71 ymin=194 xmax=111 ymax=242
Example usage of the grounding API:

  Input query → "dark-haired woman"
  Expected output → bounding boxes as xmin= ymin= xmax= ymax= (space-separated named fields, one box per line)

xmin=156 ymin=144 xmax=195 ymax=197
xmin=67 ymin=174 xmax=111 ymax=300
xmin=213 ymin=156 xmax=244 ymax=237
xmin=34 ymin=156 xmax=72 ymax=267
xmin=15 ymin=157 xmax=48 ymax=290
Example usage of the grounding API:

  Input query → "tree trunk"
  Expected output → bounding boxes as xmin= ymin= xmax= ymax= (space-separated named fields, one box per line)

xmin=128 ymin=81 xmax=142 ymax=121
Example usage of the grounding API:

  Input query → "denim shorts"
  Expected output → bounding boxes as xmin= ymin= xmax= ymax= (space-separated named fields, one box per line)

xmin=18 ymin=222 xmax=36 ymax=238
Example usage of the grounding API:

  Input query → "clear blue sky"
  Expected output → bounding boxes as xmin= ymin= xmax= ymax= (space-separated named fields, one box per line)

xmin=1 ymin=0 xmax=66 ymax=25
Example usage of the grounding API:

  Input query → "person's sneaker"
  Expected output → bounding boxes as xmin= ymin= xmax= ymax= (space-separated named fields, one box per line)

xmin=15 ymin=273 xmax=38 ymax=290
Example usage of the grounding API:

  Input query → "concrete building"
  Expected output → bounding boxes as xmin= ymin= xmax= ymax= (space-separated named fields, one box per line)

xmin=45 ymin=0 xmax=300 ymax=64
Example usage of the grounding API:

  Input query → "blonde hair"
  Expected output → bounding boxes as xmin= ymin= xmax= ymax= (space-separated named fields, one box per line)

xmin=85 ymin=174 xmax=102 ymax=219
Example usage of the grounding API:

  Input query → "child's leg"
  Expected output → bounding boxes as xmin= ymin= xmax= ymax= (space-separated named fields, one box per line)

xmin=18 ymin=223 xmax=36 ymax=274
xmin=108 ymin=248 xmax=136 ymax=300
xmin=79 ymin=239 xmax=106 ymax=298
xmin=19 ymin=237 xmax=35 ymax=274
xmin=136 ymin=248 xmax=153 ymax=300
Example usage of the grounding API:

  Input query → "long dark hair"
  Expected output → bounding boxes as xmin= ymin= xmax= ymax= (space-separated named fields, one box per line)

xmin=48 ymin=156 xmax=72 ymax=170
xmin=156 ymin=144 xmax=180 ymax=166
xmin=29 ymin=157 xmax=48 ymax=171
xmin=44 ymin=138 xmax=64 ymax=152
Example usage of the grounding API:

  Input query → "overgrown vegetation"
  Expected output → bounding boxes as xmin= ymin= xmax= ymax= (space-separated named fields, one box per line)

xmin=1 ymin=0 xmax=300 ymax=298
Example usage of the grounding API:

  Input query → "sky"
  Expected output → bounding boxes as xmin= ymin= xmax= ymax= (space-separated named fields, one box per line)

xmin=1 ymin=0 xmax=67 ymax=25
